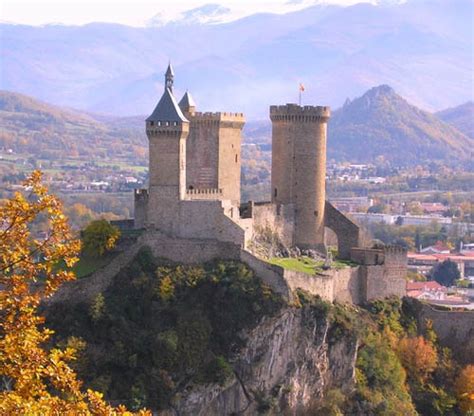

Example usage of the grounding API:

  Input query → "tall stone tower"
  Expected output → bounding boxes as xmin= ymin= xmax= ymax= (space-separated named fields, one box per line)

xmin=179 ymin=93 xmax=244 ymax=205
xmin=270 ymin=104 xmax=331 ymax=251
xmin=145 ymin=63 xmax=189 ymax=234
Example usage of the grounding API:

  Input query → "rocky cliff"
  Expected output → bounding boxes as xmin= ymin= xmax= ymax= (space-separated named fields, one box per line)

xmin=165 ymin=306 xmax=358 ymax=415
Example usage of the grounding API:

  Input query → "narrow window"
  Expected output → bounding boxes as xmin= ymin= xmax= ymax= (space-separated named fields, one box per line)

xmin=235 ymin=154 xmax=238 ymax=163
xmin=274 ymin=188 xmax=278 ymax=198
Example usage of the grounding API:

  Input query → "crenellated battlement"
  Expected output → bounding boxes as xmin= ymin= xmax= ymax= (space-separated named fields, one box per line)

xmin=270 ymin=104 xmax=330 ymax=122
xmin=190 ymin=111 xmax=245 ymax=125
xmin=186 ymin=188 xmax=223 ymax=200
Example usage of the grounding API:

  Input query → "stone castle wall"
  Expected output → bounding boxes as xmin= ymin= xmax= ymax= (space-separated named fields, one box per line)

xmin=134 ymin=189 xmax=149 ymax=229
xmin=325 ymin=202 xmax=360 ymax=260
xmin=248 ymin=201 xmax=296 ymax=247
xmin=177 ymin=200 xmax=252 ymax=247
xmin=412 ymin=300 xmax=474 ymax=364
xmin=352 ymin=246 xmax=407 ymax=301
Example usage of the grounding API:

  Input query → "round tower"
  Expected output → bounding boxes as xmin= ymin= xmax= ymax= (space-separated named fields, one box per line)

xmin=270 ymin=104 xmax=330 ymax=251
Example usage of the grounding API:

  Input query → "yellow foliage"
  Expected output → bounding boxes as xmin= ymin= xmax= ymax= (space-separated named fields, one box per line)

xmin=397 ymin=336 xmax=438 ymax=384
xmin=455 ymin=365 xmax=474 ymax=415
xmin=0 ymin=171 xmax=150 ymax=415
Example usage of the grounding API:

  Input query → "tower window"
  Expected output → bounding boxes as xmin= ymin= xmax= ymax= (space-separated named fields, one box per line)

xmin=150 ymin=121 xmax=154 ymax=126
xmin=235 ymin=154 xmax=238 ymax=163
xmin=274 ymin=188 xmax=278 ymax=197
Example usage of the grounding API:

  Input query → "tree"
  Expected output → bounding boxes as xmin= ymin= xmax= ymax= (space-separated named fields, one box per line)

xmin=397 ymin=336 xmax=438 ymax=384
xmin=0 ymin=171 xmax=149 ymax=415
xmin=455 ymin=365 xmax=474 ymax=415
xmin=429 ymin=260 xmax=460 ymax=287
xmin=82 ymin=219 xmax=120 ymax=257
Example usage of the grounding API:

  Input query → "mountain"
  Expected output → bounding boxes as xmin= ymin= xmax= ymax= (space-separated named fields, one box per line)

xmin=0 ymin=90 xmax=146 ymax=161
xmin=1 ymin=0 xmax=473 ymax=118
xmin=436 ymin=101 xmax=474 ymax=139
xmin=2 ymin=88 xmax=471 ymax=167
xmin=245 ymin=85 xmax=474 ymax=165
xmin=328 ymin=85 xmax=473 ymax=165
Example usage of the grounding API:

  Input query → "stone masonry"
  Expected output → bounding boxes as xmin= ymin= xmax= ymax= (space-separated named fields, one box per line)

xmin=128 ymin=63 xmax=407 ymax=304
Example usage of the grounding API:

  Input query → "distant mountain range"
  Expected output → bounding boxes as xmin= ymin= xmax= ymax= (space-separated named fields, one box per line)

xmin=1 ymin=87 xmax=472 ymax=166
xmin=0 ymin=91 xmax=146 ymax=161
xmin=328 ymin=85 xmax=472 ymax=165
xmin=436 ymin=101 xmax=474 ymax=140
xmin=1 ymin=0 xmax=473 ymax=118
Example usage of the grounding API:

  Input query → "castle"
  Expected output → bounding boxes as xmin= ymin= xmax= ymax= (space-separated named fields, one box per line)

xmin=130 ymin=64 xmax=407 ymax=303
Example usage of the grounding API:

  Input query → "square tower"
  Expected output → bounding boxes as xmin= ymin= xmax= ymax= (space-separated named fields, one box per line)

xmin=145 ymin=64 xmax=189 ymax=234
xmin=179 ymin=94 xmax=245 ymax=205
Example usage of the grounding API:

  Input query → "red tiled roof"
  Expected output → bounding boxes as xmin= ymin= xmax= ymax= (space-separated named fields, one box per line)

xmin=432 ymin=254 xmax=470 ymax=262
xmin=408 ymin=253 xmax=437 ymax=261
xmin=406 ymin=281 xmax=446 ymax=291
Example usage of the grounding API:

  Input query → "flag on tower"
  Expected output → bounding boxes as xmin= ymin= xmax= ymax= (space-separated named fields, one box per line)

xmin=299 ymin=83 xmax=305 ymax=92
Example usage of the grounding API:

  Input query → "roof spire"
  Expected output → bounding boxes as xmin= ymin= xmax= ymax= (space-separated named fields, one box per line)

xmin=165 ymin=61 xmax=174 ymax=92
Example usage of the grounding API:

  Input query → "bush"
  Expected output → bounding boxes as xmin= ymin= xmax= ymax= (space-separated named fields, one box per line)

xmin=82 ymin=219 xmax=120 ymax=257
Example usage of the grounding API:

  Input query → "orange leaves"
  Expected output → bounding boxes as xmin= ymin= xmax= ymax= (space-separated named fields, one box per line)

xmin=397 ymin=336 xmax=438 ymax=384
xmin=455 ymin=365 xmax=474 ymax=415
xmin=0 ymin=171 xmax=150 ymax=415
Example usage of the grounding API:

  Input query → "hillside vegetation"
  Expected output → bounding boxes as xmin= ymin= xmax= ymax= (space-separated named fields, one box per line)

xmin=0 ymin=90 xmax=147 ymax=162
xmin=45 ymin=246 xmax=472 ymax=414
xmin=329 ymin=85 xmax=473 ymax=166
xmin=2 ymin=88 xmax=472 ymax=169
xmin=437 ymin=101 xmax=474 ymax=139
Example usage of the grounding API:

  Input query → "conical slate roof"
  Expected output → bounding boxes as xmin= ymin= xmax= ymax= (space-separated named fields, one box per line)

xmin=146 ymin=87 xmax=188 ymax=123
xmin=165 ymin=62 xmax=174 ymax=78
xmin=179 ymin=91 xmax=196 ymax=111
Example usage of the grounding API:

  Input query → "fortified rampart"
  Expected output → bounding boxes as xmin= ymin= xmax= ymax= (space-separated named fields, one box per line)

xmin=324 ymin=202 xmax=360 ymax=259
xmin=406 ymin=298 xmax=474 ymax=364
xmin=242 ymin=201 xmax=296 ymax=248
xmin=134 ymin=189 xmax=148 ymax=229
xmin=351 ymin=246 xmax=407 ymax=301
xmin=186 ymin=188 xmax=223 ymax=200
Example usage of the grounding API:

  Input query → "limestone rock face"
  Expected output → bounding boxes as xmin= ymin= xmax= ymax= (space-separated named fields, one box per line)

xmin=166 ymin=307 xmax=358 ymax=415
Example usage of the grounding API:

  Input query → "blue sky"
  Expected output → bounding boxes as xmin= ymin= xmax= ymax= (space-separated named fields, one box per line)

xmin=1 ymin=0 xmax=379 ymax=26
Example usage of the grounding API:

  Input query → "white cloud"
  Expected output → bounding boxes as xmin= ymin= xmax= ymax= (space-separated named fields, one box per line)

xmin=1 ymin=0 xmax=377 ymax=27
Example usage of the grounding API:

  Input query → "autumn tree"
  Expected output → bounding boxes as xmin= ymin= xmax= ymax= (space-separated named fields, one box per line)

xmin=82 ymin=219 xmax=120 ymax=257
xmin=455 ymin=365 xmax=474 ymax=415
xmin=429 ymin=259 xmax=460 ymax=287
xmin=0 ymin=170 xmax=149 ymax=415
xmin=397 ymin=336 xmax=438 ymax=384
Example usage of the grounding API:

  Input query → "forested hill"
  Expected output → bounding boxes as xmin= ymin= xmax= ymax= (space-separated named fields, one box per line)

xmin=0 ymin=90 xmax=147 ymax=161
xmin=328 ymin=85 xmax=473 ymax=166
xmin=436 ymin=101 xmax=474 ymax=140
xmin=1 ymin=88 xmax=472 ymax=167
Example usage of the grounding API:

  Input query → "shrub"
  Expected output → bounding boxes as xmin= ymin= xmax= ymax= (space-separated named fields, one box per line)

xmin=82 ymin=219 xmax=120 ymax=257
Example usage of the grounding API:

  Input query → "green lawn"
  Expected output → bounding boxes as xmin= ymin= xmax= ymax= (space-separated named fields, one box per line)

xmin=268 ymin=256 xmax=354 ymax=275
xmin=71 ymin=252 xmax=118 ymax=279
xmin=268 ymin=256 xmax=324 ymax=275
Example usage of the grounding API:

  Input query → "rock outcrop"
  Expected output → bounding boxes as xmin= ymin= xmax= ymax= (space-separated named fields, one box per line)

xmin=166 ymin=306 xmax=358 ymax=415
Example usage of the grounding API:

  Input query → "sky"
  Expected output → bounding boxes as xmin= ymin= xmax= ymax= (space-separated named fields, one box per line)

xmin=1 ymin=0 xmax=376 ymax=26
